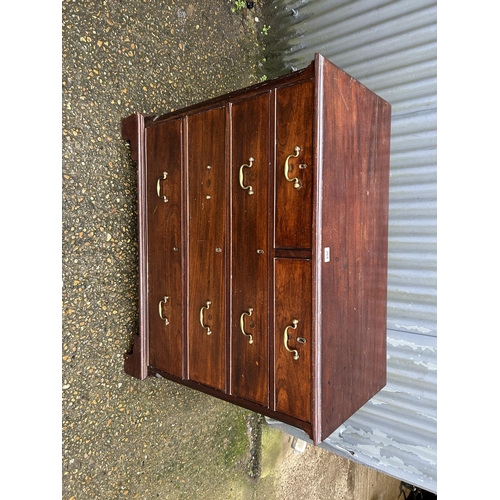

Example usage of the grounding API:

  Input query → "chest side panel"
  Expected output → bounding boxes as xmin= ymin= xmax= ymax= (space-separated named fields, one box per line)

xmin=318 ymin=59 xmax=390 ymax=440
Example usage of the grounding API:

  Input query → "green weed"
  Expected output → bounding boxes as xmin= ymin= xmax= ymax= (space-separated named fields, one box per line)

xmin=231 ymin=0 xmax=246 ymax=14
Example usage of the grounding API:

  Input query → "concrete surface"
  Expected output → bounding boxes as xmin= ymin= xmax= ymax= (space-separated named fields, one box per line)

xmin=62 ymin=1 xmax=405 ymax=498
xmin=251 ymin=426 xmax=404 ymax=500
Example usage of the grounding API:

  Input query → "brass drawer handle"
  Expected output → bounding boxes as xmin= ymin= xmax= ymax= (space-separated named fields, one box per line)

xmin=239 ymin=308 xmax=254 ymax=344
xmin=284 ymin=146 xmax=306 ymax=189
xmin=239 ymin=157 xmax=255 ymax=195
xmin=156 ymin=172 xmax=168 ymax=202
xmin=199 ymin=300 xmax=212 ymax=335
xmin=284 ymin=319 xmax=299 ymax=360
xmin=158 ymin=296 xmax=169 ymax=325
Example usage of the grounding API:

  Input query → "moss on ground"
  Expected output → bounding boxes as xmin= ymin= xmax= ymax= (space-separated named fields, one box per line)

xmin=260 ymin=424 xmax=288 ymax=478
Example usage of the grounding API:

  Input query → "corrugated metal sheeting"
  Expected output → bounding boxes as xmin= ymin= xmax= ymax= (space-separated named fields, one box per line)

xmin=265 ymin=0 xmax=437 ymax=493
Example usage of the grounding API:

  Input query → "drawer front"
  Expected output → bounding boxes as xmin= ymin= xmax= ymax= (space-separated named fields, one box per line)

xmin=275 ymin=81 xmax=314 ymax=250
xmin=230 ymin=92 xmax=271 ymax=407
xmin=186 ymin=107 xmax=227 ymax=392
xmin=146 ymin=119 xmax=183 ymax=378
xmin=274 ymin=258 xmax=312 ymax=422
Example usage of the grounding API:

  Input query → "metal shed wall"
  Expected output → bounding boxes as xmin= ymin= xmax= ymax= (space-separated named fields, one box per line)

xmin=265 ymin=0 xmax=437 ymax=493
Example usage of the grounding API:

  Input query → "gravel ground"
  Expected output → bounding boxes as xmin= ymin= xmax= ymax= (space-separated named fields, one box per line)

xmin=62 ymin=1 xmax=271 ymax=498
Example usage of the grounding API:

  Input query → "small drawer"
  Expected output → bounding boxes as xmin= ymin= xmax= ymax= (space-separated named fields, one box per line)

xmin=274 ymin=258 xmax=312 ymax=422
xmin=275 ymin=80 xmax=314 ymax=250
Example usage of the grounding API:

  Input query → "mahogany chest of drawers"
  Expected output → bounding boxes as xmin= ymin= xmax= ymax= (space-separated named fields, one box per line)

xmin=122 ymin=54 xmax=391 ymax=444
